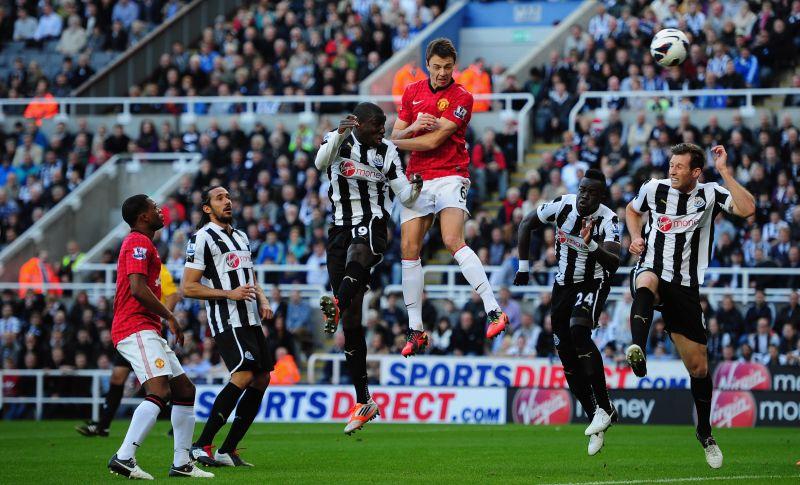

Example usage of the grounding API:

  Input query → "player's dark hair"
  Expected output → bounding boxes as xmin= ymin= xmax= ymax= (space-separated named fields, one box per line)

xmin=121 ymin=194 xmax=150 ymax=228
xmin=352 ymin=102 xmax=384 ymax=124
xmin=197 ymin=185 xmax=223 ymax=229
xmin=671 ymin=143 xmax=705 ymax=171
xmin=425 ymin=38 xmax=457 ymax=63
xmin=584 ymin=168 xmax=606 ymax=185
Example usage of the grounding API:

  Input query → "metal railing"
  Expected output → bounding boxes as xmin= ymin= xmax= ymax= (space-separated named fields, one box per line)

xmin=0 ymin=93 xmax=534 ymax=168
xmin=0 ymin=368 xmax=229 ymax=421
xmin=568 ymin=87 xmax=800 ymax=133
xmin=2 ymin=263 xmax=791 ymax=306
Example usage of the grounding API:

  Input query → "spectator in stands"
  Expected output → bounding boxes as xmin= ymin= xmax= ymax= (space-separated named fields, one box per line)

xmin=748 ymin=317 xmax=780 ymax=363
xmin=56 ymin=15 xmax=87 ymax=56
xmin=17 ymin=251 xmax=61 ymax=298
xmin=471 ymin=129 xmax=508 ymax=200
xmin=22 ymin=80 xmax=57 ymax=127
xmin=104 ymin=20 xmax=128 ymax=52
xmin=745 ymin=289 xmax=774 ymax=334
xmin=112 ymin=0 xmax=140 ymax=29
xmin=13 ymin=8 xmax=37 ymax=44
xmin=459 ymin=58 xmax=492 ymax=112
xmin=452 ymin=311 xmax=484 ymax=356
xmin=103 ymin=124 xmax=130 ymax=155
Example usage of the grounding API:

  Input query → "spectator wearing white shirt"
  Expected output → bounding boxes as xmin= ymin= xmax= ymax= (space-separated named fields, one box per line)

xmin=57 ymin=14 xmax=87 ymax=55
xmin=112 ymin=0 xmax=140 ymax=29
xmin=510 ymin=314 xmax=540 ymax=357
xmin=0 ymin=304 xmax=21 ymax=337
xmin=683 ymin=1 xmax=706 ymax=37
xmin=13 ymin=8 xmax=38 ymax=42
xmin=392 ymin=23 xmax=412 ymax=53
xmin=34 ymin=3 xmax=63 ymax=42
xmin=748 ymin=318 xmax=780 ymax=363
xmin=561 ymin=150 xmax=589 ymax=193
xmin=707 ymin=42 xmax=732 ymax=77
xmin=588 ymin=4 xmax=613 ymax=41
xmin=305 ymin=240 xmax=328 ymax=287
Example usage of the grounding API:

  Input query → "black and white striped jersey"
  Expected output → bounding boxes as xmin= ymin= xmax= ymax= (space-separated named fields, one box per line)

xmin=537 ymin=194 xmax=620 ymax=285
xmin=185 ymin=222 xmax=260 ymax=336
xmin=631 ymin=178 xmax=734 ymax=287
xmin=315 ymin=130 xmax=411 ymax=226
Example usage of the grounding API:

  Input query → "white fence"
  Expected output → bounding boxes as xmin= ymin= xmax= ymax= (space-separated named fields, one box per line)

xmin=0 ymin=368 xmax=229 ymax=421
xmin=568 ymin=87 xmax=800 ymax=133
xmin=0 ymin=93 xmax=535 ymax=167
xmin=0 ymin=264 xmax=794 ymax=307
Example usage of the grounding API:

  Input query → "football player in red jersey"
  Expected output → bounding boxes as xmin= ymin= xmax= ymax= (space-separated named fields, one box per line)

xmin=391 ymin=38 xmax=508 ymax=356
xmin=107 ymin=194 xmax=212 ymax=479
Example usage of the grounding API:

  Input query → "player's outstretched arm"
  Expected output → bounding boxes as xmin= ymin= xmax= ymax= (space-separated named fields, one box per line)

xmin=712 ymin=145 xmax=755 ymax=218
xmin=393 ymin=117 xmax=457 ymax=152
xmin=314 ymin=115 xmax=358 ymax=170
xmin=514 ymin=211 xmax=544 ymax=285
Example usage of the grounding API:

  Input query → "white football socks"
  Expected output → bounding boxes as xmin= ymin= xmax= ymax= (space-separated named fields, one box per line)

xmin=453 ymin=245 xmax=500 ymax=313
xmin=117 ymin=399 xmax=161 ymax=460
xmin=171 ymin=404 xmax=195 ymax=467
xmin=402 ymin=258 xmax=424 ymax=331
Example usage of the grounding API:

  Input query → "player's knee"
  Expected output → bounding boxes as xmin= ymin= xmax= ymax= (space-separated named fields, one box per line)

xmin=252 ymin=371 xmax=270 ymax=391
xmin=688 ymin=360 xmax=708 ymax=378
xmin=231 ymin=369 xmax=255 ymax=388
xmin=401 ymin=239 xmax=421 ymax=259
xmin=569 ymin=320 xmax=592 ymax=346
xmin=636 ymin=272 xmax=659 ymax=293
xmin=443 ymin=234 xmax=465 ymax=254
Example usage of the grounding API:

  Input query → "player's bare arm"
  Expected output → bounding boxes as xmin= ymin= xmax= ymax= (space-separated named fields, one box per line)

xmin=314 ymin=115 xmax=360 ymax=170
xmin=128 ymin=272 xmax=182 ymax=345
xmin=255 ymin=284 xmax=273 ymax=321
xmin=392 ymin=117 xmax=457 ymax=152
xmin=513 ymin=211 xmax=545 ymax=286
xmin=711 ymin=145 xmax=755 ymax=218
xmin=391 ymin=113 xmax=439 ymax=140
xmin=181 ymin=267 xmax=257 ymax=301
xmin=581 ymin=218 xmax=621 ymax=273
xmin=626 ymin=202 xmax=646 ymax=256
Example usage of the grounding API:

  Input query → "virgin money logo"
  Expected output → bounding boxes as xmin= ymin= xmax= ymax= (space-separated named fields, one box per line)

xmin=512 ymin=389 xmax=572 ymax=425
xmin=657 ymin=216 xmax=672 ymax=232
xmin=226 ymin=253 xmax=241 ymax=270
xmin=711 ymin=391 xmax=756 ymax=428
xmin=713 ymin=362 xmax=771 ymax=390
xmin=656 ymin=215 xmax=701 ymax=233
xmin=342 ymin=160 xmax=356 ymax=177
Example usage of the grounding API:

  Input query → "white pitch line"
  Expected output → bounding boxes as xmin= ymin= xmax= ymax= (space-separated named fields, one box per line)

xmin=541 ymin=474 xmax=799 ymax=485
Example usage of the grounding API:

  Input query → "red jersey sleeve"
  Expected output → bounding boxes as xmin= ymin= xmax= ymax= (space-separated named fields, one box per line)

xmin=398 ymin=84 xmax=414 ymax=124
xmin=122 ymin=235 xmax=152 ymax=276
xmin=441 ymin=88 xmax=473 ymax=129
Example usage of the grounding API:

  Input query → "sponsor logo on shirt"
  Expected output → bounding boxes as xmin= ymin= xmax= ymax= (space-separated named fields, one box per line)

xmin=339 ymin=159 xmax=386 ymax=182
xmin=132 ymin=247 xmax=147 ymax=260
xmin=454 ymin=105 xmax=467 ymax=120
xmin=556 ymin=229 xmax=588 ymax=251
xmin=224 ymin=251 xmax=253 ymax=272
xmin=655 ymin=213 xmax=703 ymax=233
xmin=437 ymin=98 xmax=449 ymax=111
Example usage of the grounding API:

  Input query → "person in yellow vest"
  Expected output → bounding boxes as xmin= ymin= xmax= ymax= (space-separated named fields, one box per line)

xmin=392 ymin=60 xmax=427 ymax=109
xmin=458 ymin=58 xmax=492 ymax=112
xmin=76 ymin=262 xmax=180 ymax=437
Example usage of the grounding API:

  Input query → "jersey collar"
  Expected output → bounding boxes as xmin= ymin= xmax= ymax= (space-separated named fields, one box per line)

xmin=428 ymin=79 xmax=454 ymax=93
xmin=207 ymin=220 xmax=235 ymax=236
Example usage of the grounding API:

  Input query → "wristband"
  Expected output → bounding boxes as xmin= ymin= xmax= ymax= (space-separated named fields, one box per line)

xmin=518 ymin=260 xmax=530 ymax=272
xmin=588 ymin=240 xmax=598 ymax=252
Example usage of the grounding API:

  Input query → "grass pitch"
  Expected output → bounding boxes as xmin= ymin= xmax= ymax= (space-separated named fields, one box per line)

xmin=0 ymin=421 xmax=798 ymax=484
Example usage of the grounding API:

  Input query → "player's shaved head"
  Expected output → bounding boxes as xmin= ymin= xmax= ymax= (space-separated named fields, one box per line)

xmin=122 ymin=194 xmax=151 ymax=227
xmin=352 ymin=102 xmax=383 ymax=124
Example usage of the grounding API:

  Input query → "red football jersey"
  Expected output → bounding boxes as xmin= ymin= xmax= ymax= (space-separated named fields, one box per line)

xmin=112 ymin=231 xmax=162 ymax=345
xmin=398 ymin=79 xmax=473 ymax=181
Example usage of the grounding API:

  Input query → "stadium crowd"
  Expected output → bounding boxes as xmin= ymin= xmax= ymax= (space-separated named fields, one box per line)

xmin=499 ymin=0 xmax=800 ymax=141
xmin=0 ymin=1 xmax=188 ymax=99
